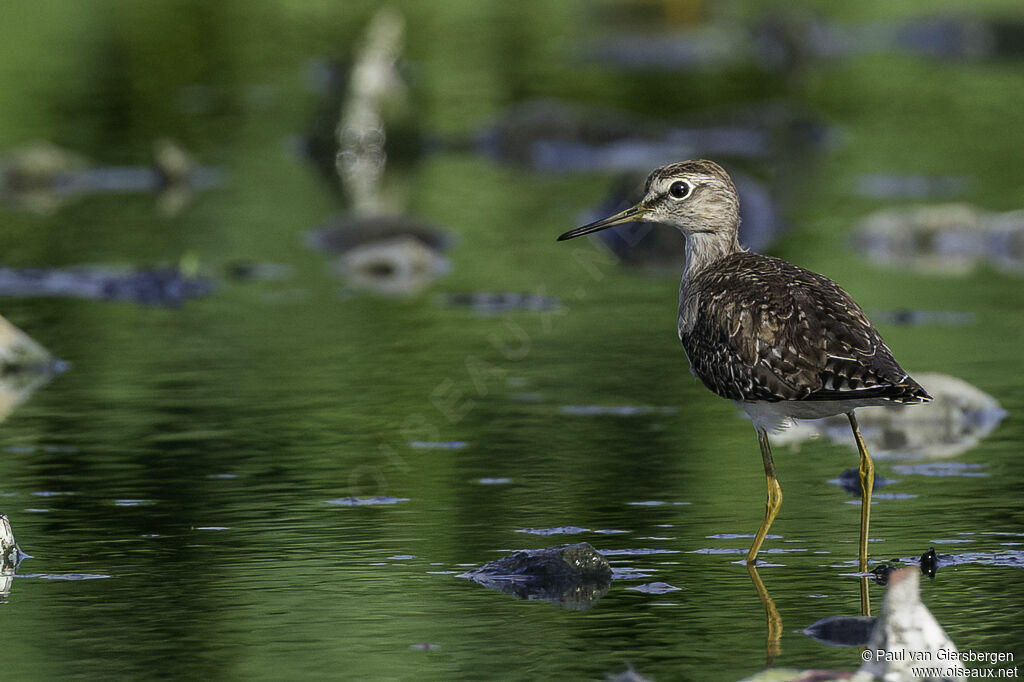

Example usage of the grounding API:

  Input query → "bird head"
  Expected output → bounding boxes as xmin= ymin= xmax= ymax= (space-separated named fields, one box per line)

xmin=557 ymin=160 xmax=740 ymax=241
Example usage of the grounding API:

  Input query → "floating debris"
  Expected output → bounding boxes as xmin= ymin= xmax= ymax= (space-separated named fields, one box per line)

xmin=771 ymin=372 xmax=1005 ymax=459
xmin=599 ymin=548 xmax=679 ymax=557
xmin=516 ymin=526 xmax=589 ymax=536
xmin=440 ymin=292 xmax=560 ymax=315
xmin=625 ymin=582 xmax=680 ymax=595
xmin=476 ymin=477 xmax=512 ymax=485
xmin=408 ymin=440 xmax=468 ymax=450
xmin=802 ymin=615 xmax=876 ymax=647
xmin=610 ymin=567 xmax=653 ymax=580
xmin=855 ymin=173 xmax=970 ymax=199
xmin=25 ymin=573 xmax=111 ymax=580
xmin=0 ymin=265 xmax=215 ymax=307
xmin=409 ymin=643 xmax=439 ymax=651
xmin=561 ymin=405 xmax=677 ymax=417
xmin=326 ymin=496 xmax=410 ymax=507
xmin=936 ymin=550 xmax=1024 ymax=568
xmin=459 ymin=542 xmax=612 ymax=610
xmin=854 ymin=203 xmax=1024 ymax=275
xmin=892 ymin=462 xmax=987 ymax=477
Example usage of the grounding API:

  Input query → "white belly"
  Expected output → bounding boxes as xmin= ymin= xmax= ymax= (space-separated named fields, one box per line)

xmin=738 ymin=398 xmax=891 ymax=433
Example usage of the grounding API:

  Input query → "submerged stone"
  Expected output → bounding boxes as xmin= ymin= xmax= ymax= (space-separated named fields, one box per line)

xmin=459 ymin=542 xmax=612 ymax=610
xmin=802 ymin=615 xmax=876 ymax=647
xmin=831 ymin=468 xmax=894 ymax=496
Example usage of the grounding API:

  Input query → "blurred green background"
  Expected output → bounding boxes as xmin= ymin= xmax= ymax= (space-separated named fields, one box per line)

xmin=0 ymin=1 xmax=1022 ymax=680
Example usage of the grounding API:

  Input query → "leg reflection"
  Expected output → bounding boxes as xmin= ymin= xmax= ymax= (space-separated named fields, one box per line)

xmin=746 ymin=563 xmax=782 ymax=666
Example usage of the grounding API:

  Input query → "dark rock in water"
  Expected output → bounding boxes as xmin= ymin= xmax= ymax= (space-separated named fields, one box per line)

xmin=831 ymin=468 xmax=893 ymax=496
xmin=0 ymin=266 xmax=214 ymax=307
xmin=802 ymin=615 xmax=877 ymax=647
xmin=920 ymin=547 xmax=937 ymax=579
xmin=459 ymin=542 xmax=612 ymax=610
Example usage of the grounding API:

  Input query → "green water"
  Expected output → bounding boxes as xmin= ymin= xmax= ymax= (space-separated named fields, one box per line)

xmin=1 ymin=1 xmax=1023 ymax=680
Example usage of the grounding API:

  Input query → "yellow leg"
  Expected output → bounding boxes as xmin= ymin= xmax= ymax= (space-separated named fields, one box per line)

xmin=747 ymin=428 xmax=783 ymax=564
xmin=848 ymin=411 xmax=873 ymax=572
xmin=848 ymin=411 xmax=874 ymax=616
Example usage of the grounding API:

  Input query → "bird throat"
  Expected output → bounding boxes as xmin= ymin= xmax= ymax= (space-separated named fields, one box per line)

xmin=677 ymin=231 xmax=741 ymax=340
xmin=682 ymin=230 xmax=741 ymax=283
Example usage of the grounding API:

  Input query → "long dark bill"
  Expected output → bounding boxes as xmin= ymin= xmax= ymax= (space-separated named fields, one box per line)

xmin=556 ymin=204 xmax=646 ymax=241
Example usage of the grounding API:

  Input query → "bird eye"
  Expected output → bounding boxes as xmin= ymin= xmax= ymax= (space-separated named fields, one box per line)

xmin=668 ymin=180 xmax=691 ymax=200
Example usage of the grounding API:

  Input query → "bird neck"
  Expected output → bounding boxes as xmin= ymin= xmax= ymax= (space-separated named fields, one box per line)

xmin=682 ymin=230 xmax=741 ymax=283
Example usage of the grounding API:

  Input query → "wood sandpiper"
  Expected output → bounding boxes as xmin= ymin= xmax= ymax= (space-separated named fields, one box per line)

xmin=558 ymin=159 xmax=930 ymax=570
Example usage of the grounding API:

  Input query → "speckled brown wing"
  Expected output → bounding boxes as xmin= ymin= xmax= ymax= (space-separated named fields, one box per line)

xmin=679 ymin=252 xmax=931 ymax=404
